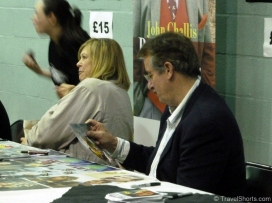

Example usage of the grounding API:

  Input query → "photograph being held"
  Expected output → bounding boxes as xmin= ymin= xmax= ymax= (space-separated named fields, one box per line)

xmin=22 ymin=0 xmax=90 ymax=97
xmin=21 ymin=38 xmax=133 ymax=165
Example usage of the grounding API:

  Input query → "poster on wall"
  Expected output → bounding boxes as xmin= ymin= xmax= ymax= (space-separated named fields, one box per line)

xmin=133 ymin=0 xmax=216 ymax=120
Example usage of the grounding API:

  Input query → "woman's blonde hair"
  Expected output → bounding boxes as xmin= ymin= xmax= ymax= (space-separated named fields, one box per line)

xmin=78 ymin=38 xmax=130 ymax=91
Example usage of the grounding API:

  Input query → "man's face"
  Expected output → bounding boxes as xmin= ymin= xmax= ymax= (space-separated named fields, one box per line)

xmin=144 ymin=56 xmax=168 ymax=104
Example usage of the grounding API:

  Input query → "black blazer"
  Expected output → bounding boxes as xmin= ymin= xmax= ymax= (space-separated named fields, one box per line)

xmin=124 ymin=82 xmax=246 ymax=197
xmin=0 ymin=101 xmax=11 ymax=140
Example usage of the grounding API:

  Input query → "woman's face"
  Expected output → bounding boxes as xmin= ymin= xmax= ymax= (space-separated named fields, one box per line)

xmin=32 ymin=0 xmax=51 ymax=34
xmin=77 ymin=46 xmax=93 ymax=81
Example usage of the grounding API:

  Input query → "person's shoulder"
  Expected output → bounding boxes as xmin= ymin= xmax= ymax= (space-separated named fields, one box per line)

xmin=78 ymin=78 xmax=99 ymax=85
xmin=60 ymin=33 xmax=89 ymax=49
xmin=68 ymin=79 xmax=102 ymax=96
xmin=193 ymin=83 xmax=235 ymax=118
xmin=198 ymin=82 xmax=224 ymax=102
xmin=79 ymin=78 xmax=112 ymax=88
xmin=68 ymin=34 xmax=89 ymax=46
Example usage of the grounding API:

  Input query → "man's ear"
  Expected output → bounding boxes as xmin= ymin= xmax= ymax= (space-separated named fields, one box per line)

xmin=164 ymin=62 xmax=174 ymax=79
xmin=47 ymin=12 xmax=57 ymax=26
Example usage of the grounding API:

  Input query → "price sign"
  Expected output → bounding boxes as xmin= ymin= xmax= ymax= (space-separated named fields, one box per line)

xmin=264 ymin=18 xmax=272 ymax=57
xmin=89 ymin=12 xmax=113 ymax=38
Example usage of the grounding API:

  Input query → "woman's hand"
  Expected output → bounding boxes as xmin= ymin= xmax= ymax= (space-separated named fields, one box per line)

xmin=55 ymin=83 xmax=75 ymax=98
xmin=21 ymin=137 xmax=27 ymax=145
xmin=22 ymin=53 xmax=42 ymax=74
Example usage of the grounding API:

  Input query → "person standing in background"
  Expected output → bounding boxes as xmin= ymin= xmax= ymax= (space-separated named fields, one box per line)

xmin=133 ymin=0 xmax=215 ymax=119
xmin=0 ymin=101 xmax=11 ymax=141
xmin=22 ymin=0 xmax=90 ymax=97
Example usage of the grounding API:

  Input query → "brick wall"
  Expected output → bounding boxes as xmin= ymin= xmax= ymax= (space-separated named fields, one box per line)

xmin=0 ymin=0 xmax=133 ymax=123
xmin=217 ymin=0 xmax=272 ymax=166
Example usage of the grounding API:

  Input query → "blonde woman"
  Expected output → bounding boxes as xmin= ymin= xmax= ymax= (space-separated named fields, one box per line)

xmin=22 ymin=38 xmax=133 ymax=164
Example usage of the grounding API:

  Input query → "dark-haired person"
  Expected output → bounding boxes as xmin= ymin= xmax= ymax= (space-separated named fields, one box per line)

xmin=86 ymin=32 xmax=246 ymax=197
xmin=0 ymin=101 xmax=11 ymax=141
xmin=22 ymin=0 xmax=90 ymax=96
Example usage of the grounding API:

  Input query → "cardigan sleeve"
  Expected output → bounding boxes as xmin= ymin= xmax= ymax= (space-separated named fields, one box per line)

xmin=26 ymin=84 xmax=104 ymax=150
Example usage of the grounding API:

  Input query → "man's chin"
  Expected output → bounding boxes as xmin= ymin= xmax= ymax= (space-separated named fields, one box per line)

xmin=158 ymin=97 xmax=167 ymax=105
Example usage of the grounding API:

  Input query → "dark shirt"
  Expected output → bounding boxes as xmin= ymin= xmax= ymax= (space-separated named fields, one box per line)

xmin=0 ymin=101 xmax=11 ymax=140
xmin=48 ymin=33 xmax=90 ymax=86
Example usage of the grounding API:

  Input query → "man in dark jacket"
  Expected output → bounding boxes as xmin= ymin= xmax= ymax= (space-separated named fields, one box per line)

xmin=86 ymin=32 xmax=246 ymax=197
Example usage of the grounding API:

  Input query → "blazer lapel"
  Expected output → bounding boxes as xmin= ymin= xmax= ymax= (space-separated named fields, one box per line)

xmin=158 ymin=82 xmax=206 ymax=161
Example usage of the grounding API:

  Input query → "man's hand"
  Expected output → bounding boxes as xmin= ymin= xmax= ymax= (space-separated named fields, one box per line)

xmin=55 ymin=83 xmax=75 ymax=98
xmin=85 ymin=119 xmax=118 ymax=153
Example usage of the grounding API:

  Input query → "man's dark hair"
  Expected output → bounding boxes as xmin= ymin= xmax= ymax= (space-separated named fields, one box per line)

xmin=138 ymin=32 xmax=200 ymax=77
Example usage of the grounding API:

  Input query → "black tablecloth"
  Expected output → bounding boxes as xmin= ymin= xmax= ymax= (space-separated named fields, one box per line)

xmin=51 ymin=185 xmax=244 ymax=203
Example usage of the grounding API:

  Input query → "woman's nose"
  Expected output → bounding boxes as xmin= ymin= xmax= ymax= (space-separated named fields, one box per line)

xmin=76 ymin=61 xmax=81 ymax=68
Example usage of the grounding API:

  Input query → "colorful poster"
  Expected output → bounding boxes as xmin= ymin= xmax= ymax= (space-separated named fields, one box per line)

xmin=133 ymin=0 xmax=216 ymax=120
xmin=0 ymin=141 xmax=158 ymax=191
xmin=0 ymin=155 xmax=156 ymax=191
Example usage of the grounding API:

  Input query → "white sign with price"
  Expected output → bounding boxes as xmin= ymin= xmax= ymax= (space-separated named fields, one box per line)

xmin=263 ymin=18 xmax=272 ymax=57
xmin=89 ymin=12 xmax=113 ymax=39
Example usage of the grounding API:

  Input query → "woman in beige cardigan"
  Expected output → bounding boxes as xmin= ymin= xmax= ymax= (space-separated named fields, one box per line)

xmin=21 ymin=38 xmax=133 ymax=165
